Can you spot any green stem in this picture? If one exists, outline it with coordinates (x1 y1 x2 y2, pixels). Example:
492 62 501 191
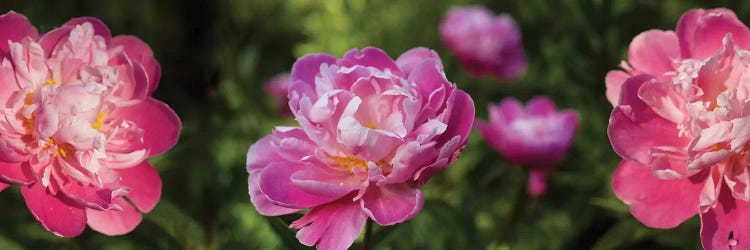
361 219 374 250
502 170 529 243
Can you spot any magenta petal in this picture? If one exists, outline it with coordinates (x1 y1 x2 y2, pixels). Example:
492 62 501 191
361 183 424 226
38 26 73 57
395 47 442 76
60 182 120 210
291 53 337 85
526 96 556 116
612 160 704 228
491 97 523 124
627 30 679 75
700 188 750 250
605 70 629 106
63 17 112 43
340 47 401 76
119 161 161 212
22 183 86 237
0 161 35 185
437 90 475 145
86 198 142 236
259 162 343 209
0 11 39 58
689 9 750 59
248 170 299 216
290 198 367 250
110 98 181 156
110 35 160 95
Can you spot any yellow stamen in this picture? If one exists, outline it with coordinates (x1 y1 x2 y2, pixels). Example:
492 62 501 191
92 112 106 131
45 79 57 86
330 155 386 172
363 122 377 129
44 138 73 158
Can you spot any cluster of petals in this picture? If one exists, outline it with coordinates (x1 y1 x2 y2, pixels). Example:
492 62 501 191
264 73 292 117
476 96 578 196
0 12 180 237
247 47 474 250
607 8 750 249
439 5 526 81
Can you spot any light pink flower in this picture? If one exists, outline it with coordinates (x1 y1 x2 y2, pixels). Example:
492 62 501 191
0 11 180 237
475 96 579 196
607 8 750 249
247 47 474 250
264 73 292 117
439 6 526 81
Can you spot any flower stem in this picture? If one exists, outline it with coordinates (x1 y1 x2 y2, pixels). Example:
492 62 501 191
362 219 374 250
502 169 529 243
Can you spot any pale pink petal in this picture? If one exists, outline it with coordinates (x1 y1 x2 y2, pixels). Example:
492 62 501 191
86 198 142 236
361 183 424 225
63 17 112 43
612 160 704 228
627 30 680 75
0 58 20 105
436 90 475 145
118 161 161 212
676 8 707 58
21 182 87 237
38 26 73 56
0 11 39 57
248 170 300 216
395 47 442 77
290 197 367 250
291 53 337 86
290 169 360 198
605 70 629 106
109 98 181 156
246 134 278 171
700 188 750 250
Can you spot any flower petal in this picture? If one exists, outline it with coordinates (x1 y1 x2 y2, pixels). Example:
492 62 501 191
110 98 181 156
361 183 424 225
700 187 750 250
21 182 87 237
605 70 629 106
627 30 679 75
0 11 39 58
110 35 160 95
290 197 367 250
119 161 161 212
63 17 112 43
340 47 401 76
612 160 704 228
259 162 344 209
86 198 142 236
395 47 442 77
0 161 34 185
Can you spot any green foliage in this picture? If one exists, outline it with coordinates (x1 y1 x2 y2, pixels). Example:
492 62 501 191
0 0 745 249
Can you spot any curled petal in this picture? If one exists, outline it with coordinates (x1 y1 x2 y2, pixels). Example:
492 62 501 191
361 183 424 226
22 182 87 237
86 198 142 236
290 197 367 250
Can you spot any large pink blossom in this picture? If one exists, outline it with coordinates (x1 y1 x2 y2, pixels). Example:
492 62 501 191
264 73 292 117
247 47 474 250
475 96 578 196
0 12 180 237
607 8 750 249
439 6 526 81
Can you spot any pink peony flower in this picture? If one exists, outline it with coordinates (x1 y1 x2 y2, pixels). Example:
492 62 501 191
439 6 526 81
264 73 292 117
0 11 181 237
607 8 750 249
475 96 579 196
246 47 474 250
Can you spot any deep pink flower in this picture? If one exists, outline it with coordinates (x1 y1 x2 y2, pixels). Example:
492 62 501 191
264 73 292 117
439 6 526 81
247 47 474 250
607 8 750 249
475 96 579 196
0 12 180 237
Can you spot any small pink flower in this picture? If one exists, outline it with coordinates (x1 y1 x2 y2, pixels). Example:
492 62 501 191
0 11 181 237
264 73 292 117
247 47 474 250
439 6 526 81
475 96 579 196
607 8 750 249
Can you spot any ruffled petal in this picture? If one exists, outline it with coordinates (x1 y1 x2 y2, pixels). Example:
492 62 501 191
86 198 142 236
119 161 161 212
361 183 424 225
340 47 401 77
110 35 160 95
290 197 367 250
21 182 87 237
0 11 39 58
395 47 442 77
109 98 181 156
700 187 750 250
627 30 680 75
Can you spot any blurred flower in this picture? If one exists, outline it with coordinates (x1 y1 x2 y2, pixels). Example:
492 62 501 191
475 97 578 196
607 8 750 249
439 6 526 81
264 73 292 117
247 47 474 250
0 11 181 237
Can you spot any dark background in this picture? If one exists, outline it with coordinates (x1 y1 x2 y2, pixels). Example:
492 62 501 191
0 0 745 249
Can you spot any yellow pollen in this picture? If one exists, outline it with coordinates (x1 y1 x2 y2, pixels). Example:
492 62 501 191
363 122 377 129
45 138 73 158
45 79 57 86
92 112 106 131
330 155 387 172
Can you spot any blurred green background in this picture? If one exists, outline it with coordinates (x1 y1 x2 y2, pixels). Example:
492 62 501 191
0 0 747 249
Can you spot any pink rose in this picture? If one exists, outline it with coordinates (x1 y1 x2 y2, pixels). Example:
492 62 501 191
247 47 474 250
475 96 579 196
439 5 526 81
264 73 292 117
607 8 750 249
0 11 181 237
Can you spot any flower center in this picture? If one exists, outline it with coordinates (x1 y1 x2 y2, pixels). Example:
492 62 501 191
92 112 106 131
44 138 74 158
330 155 386 172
